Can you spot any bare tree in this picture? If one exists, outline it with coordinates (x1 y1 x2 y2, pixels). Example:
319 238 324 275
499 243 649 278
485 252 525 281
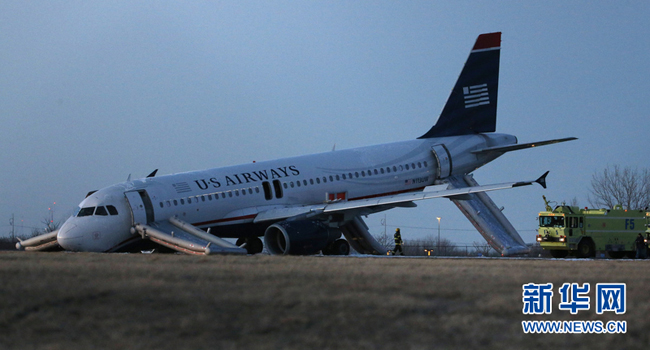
472 241 494 256
588 165 650 210
30 217 62 238
373 229 393 251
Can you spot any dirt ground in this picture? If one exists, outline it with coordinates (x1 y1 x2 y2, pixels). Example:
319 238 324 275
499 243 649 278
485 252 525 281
0 252 647 349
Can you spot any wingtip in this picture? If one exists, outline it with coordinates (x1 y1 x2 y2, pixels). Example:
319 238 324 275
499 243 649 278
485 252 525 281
536 171 549 189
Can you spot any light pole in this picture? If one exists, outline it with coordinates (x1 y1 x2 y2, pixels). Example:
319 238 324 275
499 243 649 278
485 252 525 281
436 217 441 255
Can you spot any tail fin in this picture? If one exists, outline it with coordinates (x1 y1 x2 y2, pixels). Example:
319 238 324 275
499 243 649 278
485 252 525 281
419 32 501 138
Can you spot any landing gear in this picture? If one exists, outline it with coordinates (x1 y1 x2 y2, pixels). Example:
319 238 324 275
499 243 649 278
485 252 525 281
323 239 350 256
237 237 264 254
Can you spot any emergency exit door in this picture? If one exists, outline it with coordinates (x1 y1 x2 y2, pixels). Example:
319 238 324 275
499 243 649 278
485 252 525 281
431 144 451 178
124 190 155 225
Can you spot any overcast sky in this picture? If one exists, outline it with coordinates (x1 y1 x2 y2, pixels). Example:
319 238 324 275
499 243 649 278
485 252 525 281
2 1 649 245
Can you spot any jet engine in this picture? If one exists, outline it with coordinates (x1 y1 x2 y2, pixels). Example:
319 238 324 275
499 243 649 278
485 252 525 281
264 220 341 255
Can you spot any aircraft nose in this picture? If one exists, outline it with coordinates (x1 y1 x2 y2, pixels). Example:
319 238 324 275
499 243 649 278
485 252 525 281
57 219 83 251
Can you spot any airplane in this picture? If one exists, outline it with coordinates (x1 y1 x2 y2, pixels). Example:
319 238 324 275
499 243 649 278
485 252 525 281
17 32 576 256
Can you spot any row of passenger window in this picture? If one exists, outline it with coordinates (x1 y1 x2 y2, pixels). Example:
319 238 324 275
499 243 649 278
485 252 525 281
159 187 262 208
282 161 429 189
75 205 119 217
159 160 429 207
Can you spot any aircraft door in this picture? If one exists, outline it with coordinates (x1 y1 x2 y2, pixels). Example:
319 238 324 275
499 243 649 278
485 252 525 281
125 190 155 225
431 144 451 179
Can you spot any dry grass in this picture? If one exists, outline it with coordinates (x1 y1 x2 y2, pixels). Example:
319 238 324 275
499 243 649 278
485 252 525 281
0 252 647 349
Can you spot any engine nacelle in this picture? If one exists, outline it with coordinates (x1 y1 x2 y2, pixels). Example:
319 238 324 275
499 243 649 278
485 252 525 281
264 220 340 255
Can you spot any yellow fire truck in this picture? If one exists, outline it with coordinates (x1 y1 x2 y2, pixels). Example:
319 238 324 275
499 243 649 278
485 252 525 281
537 196 649 258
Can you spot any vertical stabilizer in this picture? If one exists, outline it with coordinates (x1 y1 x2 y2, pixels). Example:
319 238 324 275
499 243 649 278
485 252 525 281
419 32 501 138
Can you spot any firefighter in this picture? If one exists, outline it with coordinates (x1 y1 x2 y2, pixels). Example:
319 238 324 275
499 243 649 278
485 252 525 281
635 233 646 259
392 228 404 256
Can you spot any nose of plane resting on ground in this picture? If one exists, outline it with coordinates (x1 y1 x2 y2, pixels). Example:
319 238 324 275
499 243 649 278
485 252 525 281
57 218 84 251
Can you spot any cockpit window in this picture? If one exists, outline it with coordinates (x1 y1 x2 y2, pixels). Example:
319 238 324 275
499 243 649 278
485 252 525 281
77 207 95 217
94 206 108 216
106 205 118 215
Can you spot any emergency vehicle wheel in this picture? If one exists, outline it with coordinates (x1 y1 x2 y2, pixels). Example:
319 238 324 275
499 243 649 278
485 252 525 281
576 239 595 258
550 250 568 259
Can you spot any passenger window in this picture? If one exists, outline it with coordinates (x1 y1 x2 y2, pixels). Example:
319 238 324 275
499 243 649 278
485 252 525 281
329 176 334 182
159 202 164 208
107 205 119 215
77 207 95 217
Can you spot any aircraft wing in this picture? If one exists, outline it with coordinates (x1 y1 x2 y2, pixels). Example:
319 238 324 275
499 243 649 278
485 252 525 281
253 171 548 223
471 137 577 155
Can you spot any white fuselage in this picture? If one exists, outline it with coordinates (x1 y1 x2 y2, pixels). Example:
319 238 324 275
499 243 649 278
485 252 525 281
57 133 516 252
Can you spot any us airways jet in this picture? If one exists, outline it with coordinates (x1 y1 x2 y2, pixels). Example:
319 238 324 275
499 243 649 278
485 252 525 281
18 32 575 256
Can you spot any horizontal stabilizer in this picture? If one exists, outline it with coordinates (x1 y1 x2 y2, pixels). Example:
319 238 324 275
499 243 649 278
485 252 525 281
472 137 577 155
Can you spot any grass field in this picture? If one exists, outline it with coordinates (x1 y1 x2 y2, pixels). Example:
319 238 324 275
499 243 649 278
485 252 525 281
0 252 647 349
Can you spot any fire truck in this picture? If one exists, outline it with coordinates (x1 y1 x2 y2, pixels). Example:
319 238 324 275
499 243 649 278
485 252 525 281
537 196 649 258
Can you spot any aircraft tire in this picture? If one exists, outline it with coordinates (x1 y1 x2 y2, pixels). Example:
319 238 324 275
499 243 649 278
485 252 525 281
246 237 264 255
550 250 568 259
322 239 350 256
331 239 350 256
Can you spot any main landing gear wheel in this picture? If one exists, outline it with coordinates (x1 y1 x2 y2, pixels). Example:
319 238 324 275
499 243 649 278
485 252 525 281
237 237 264 254
323 239 350 256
